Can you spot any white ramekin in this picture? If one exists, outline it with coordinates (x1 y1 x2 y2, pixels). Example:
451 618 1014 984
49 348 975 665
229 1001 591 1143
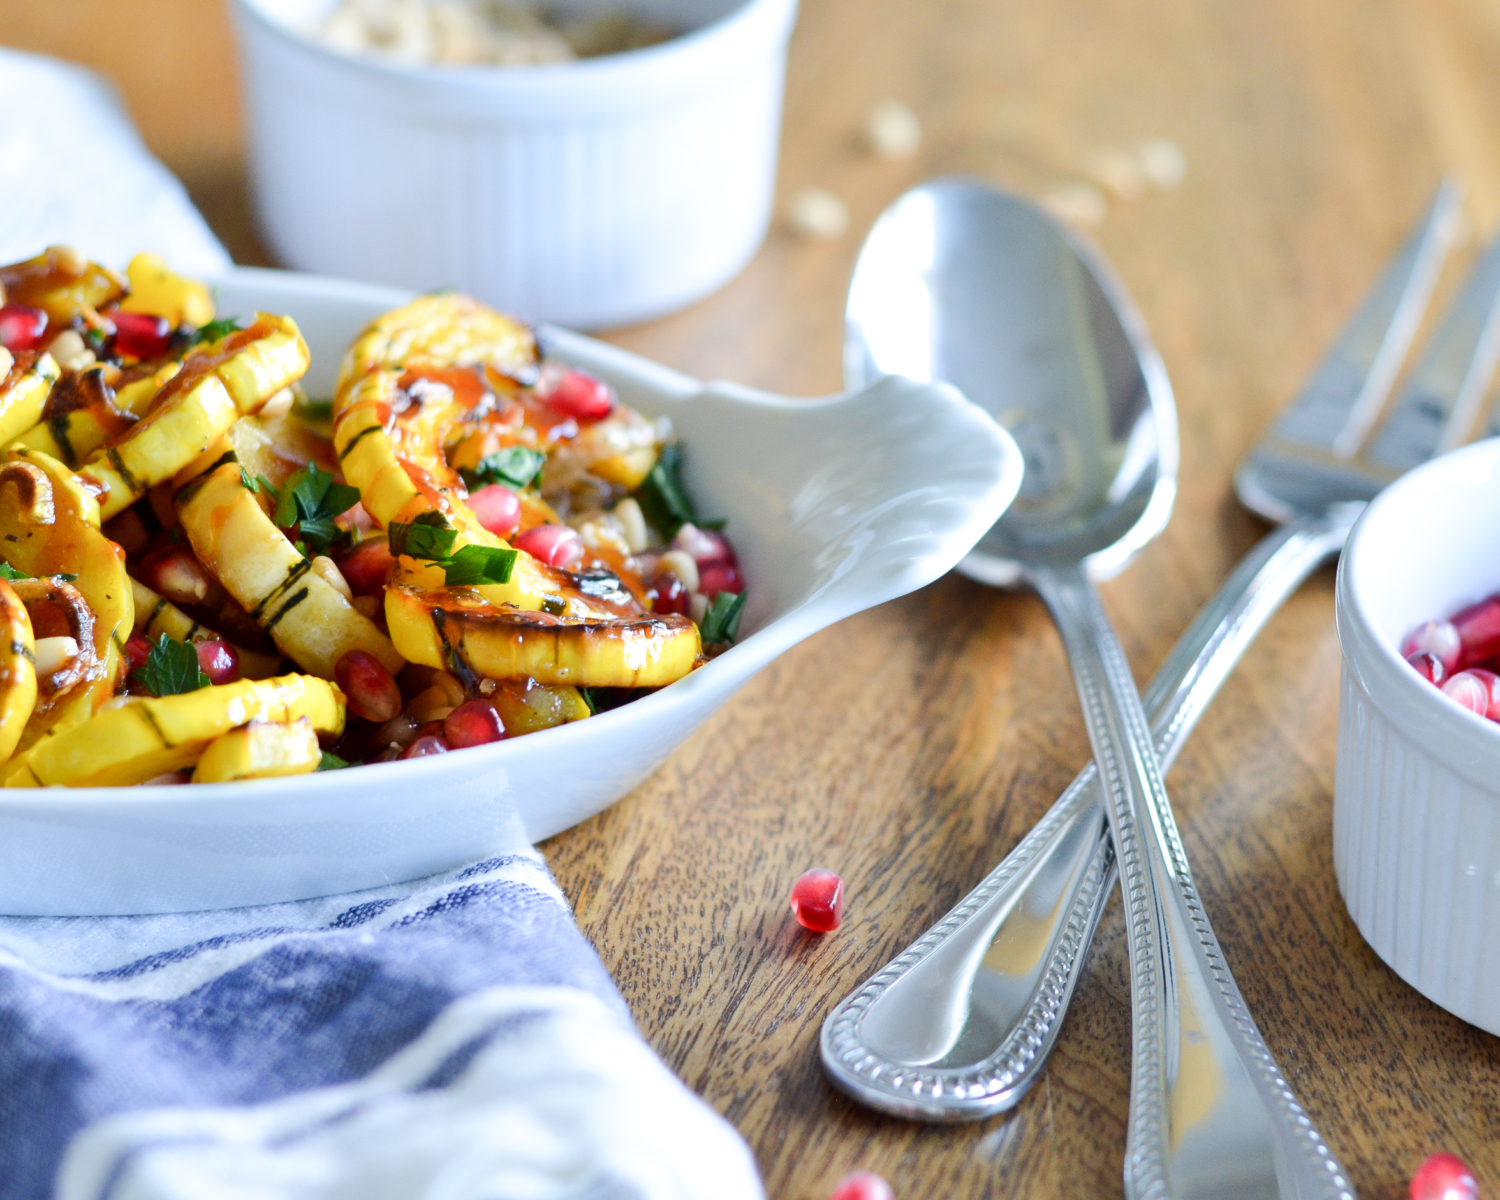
1334 437 1500 1034
230 0 797 329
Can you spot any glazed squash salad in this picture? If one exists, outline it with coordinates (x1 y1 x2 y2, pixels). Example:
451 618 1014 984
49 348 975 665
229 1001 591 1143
0 248 745 786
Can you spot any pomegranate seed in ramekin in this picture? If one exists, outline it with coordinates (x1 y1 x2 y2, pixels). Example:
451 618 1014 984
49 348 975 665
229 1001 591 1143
0 303 47 352
466 483 522 537
1453 595 1500 667
195 640 240 685
1441 671 1490 717
1410 1152 1477 1200
335 649 403 723
514 524 584 569
1405 650 1447 686
444 699 505 748
1402 619 1463 674
790 868 845 933
831 1171 893 1200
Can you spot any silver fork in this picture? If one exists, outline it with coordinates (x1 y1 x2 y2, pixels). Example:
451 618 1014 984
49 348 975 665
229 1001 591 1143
823 181 1500 1130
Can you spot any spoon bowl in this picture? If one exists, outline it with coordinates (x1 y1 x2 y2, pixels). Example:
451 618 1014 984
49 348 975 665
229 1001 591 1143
845 178 1177 583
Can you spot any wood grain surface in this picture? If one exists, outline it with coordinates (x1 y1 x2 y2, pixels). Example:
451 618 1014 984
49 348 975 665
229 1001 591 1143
6 0 1500 1196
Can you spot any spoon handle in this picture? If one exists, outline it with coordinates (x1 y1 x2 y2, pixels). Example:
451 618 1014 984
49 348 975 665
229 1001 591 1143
821 509 1357 1124
1034 561 1352 1200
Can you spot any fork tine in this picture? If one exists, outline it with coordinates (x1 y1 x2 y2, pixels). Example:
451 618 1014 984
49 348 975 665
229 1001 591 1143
1362 229 1500 470
1267 180 1462 458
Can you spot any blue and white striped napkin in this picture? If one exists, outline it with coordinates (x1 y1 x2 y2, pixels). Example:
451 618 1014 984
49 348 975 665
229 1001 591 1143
0 48 762 1200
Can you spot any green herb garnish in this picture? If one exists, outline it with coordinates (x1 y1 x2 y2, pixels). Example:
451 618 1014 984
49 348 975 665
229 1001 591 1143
134 634 210 697
387 511 458 561
295 398 334 422
192 317 243 347
634 443 695 538
699 590 746 645
272 462 361 558
387 513 516 586
461 446 546 492
318 751 352 771
0 562 26 582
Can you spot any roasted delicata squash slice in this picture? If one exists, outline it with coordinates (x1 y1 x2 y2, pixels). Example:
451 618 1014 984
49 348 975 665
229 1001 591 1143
82 314 311 520
10 359 183 470
0 581 37 765
0 246 126 327
7 672 344 787
335 365 631 619
387 584 700 688
130 578 283 681
0 449 134 753
192 716 320 783
0 351 61 447
338 291 537 384
175 462 404 679
118 252 215 329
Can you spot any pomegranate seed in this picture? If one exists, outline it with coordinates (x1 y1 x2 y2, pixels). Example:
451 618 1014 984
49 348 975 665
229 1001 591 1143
466 484 522 537
137 546 210 606
513 524 584 569
111 310 173 360
124 635 152 673
698 561 744 599
443 698 505 748
400 735 449 759
542 367 616 423
790 867 845 933
195 639 240 685
673 523 735 566
334 649 402 723
0 303 47 352
1468 667 1500 719
1442 671 1489 717
1406 650 1447 687
831 1171 893 1200
1453 595 1500 668
337 538 395 596
1410 1153 1478 1200
648 570 690 616
1402 619 1463 673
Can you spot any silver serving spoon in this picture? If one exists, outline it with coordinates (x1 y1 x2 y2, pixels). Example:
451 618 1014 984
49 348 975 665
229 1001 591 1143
830 179 1345 1199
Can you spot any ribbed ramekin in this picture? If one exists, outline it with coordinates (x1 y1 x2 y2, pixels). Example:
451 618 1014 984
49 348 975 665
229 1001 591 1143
230 0 797 329
1334 437 1500 1034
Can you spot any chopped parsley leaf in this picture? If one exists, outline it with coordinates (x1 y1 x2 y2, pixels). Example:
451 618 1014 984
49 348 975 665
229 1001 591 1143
461 446 545 492
699 590 746 645
318 751 352 771
388 511 458 561
191 317 243 347
387 514 516 586
134 634 210 697
440 544 518 587
634 443 696 538
0 562 26 582
273 462 361 558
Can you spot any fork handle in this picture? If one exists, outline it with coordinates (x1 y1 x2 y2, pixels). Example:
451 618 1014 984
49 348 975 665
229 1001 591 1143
821 507 1361 1128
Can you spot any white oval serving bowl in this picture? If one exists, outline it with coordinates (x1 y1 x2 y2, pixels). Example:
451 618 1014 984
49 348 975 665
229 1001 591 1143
0 267 1022 916
230 0 797 330
1334 436 1500 1034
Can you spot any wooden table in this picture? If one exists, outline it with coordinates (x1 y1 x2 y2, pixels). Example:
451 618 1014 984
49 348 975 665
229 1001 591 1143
7 0 1500 1195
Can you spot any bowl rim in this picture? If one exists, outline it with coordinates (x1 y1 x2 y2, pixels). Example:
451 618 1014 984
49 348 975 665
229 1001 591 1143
1337 436 1500 786
0 265 1023 813
232 0 798 90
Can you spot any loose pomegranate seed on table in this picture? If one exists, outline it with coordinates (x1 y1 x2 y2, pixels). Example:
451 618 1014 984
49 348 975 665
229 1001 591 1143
195 640 240 685
443 699 505 748
465 483 521 537
334 649 403 723
790 868 845 932
1401 619 1462 673
830 1171 893 1200
0 302 47 351
1410 1152 1478 1200
513 524 584 569
542 367 616 423
111 310 173 360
